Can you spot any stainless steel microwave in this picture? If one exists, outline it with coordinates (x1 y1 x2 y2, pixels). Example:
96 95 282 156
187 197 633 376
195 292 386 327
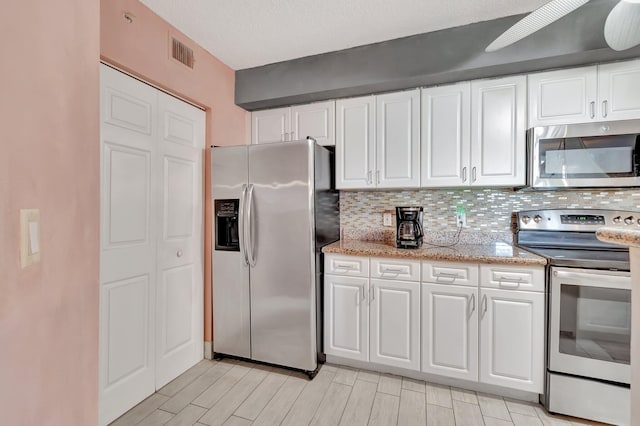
528 120 640 188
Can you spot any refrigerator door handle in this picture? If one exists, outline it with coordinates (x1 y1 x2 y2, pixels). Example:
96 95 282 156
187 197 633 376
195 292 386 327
239 184 249 265
246 184 257 267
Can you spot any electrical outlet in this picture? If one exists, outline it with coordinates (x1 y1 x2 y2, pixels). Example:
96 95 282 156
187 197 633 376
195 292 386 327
456 206 467 227
383 212 393 227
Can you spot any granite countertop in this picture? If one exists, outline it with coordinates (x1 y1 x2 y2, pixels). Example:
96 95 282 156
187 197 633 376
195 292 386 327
596 226 640 249
322 240 547 266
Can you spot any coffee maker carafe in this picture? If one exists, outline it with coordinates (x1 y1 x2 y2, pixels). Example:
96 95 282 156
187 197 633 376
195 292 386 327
396 206 424 249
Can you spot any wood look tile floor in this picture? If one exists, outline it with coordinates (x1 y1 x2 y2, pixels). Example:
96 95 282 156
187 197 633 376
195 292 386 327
110 359 607 426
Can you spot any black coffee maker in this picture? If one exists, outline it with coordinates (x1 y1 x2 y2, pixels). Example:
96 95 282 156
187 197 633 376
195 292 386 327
396 206 424 249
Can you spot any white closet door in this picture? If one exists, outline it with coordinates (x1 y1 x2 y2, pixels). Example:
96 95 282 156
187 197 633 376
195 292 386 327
99 64 205 425
155 91 205 388
99 65 157 425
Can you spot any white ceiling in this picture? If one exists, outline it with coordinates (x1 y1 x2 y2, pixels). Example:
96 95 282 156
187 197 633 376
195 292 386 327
139 0 549 70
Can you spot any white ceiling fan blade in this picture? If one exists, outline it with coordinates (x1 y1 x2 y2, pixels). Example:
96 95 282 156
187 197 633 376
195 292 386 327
604 0 640 51
485 0 590 52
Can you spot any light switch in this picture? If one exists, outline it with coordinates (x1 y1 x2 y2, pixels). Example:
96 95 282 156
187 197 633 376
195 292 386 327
383 212 393 227
20 209 41 268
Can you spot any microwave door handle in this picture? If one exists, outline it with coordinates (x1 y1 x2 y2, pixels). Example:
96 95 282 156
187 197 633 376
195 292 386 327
246 184 257 267
239 184 248 265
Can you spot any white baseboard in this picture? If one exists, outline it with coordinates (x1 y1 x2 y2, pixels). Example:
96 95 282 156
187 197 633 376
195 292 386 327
325 355 539 403
204 341 213 360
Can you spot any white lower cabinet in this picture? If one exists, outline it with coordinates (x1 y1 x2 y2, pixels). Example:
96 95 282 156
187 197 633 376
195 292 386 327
479 288 545 393
421 283 478 381
324 254 544 394
324 274 369 361
370 279 421 370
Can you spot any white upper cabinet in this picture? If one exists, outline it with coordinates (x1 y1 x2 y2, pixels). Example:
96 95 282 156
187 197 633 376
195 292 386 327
471 75 527 187
252 107 291 144
290 100 335 145
597 59 640 121
376 89 421 188
421 77 525 188
528 66 597 127
421 83 471 187
528 59 640 126
336 95 376 189
337 90 420 189
251 100 335 145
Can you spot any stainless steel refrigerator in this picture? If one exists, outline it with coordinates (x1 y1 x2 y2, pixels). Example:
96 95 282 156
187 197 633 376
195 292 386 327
211 139 339 377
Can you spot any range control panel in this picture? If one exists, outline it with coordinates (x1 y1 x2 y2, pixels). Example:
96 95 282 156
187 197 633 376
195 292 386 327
515 209 640 231
560 215 605 225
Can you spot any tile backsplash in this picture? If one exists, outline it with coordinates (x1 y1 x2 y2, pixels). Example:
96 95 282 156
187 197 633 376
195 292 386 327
340 188 640 243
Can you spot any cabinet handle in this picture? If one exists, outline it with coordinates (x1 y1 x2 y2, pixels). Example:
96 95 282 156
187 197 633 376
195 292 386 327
590 101 595 119
367 170 373 185
335 263 356 270
472 167 477 182
370 285 375 302
376 170 381 185
470 293 476 314
482 294 488 315
602 100 608 118
382 267 403 273
496 275 524 288
436 272 461 281
462 166 467 182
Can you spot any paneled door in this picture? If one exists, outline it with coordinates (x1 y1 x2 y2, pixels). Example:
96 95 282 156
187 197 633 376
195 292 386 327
421 283 478 381
479 288 544 393
252 107 290 144
99 65 158 426
336 96 376 189
369 279 420 370
324 275 369 361
155 91 205 388
99 64 205 425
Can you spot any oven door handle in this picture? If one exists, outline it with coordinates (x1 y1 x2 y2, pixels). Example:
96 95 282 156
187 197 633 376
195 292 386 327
553 269 631 290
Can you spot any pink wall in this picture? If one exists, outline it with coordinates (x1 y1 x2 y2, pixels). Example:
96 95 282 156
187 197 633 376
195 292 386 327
100 0 247 344
0 0 100 424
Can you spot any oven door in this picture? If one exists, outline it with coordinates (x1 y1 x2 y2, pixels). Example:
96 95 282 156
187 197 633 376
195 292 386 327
549 267 631 384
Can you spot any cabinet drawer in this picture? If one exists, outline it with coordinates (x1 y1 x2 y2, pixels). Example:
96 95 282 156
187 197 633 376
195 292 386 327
422 262 478 287
371 258 420 281
480 264 544 292
325 254 369 277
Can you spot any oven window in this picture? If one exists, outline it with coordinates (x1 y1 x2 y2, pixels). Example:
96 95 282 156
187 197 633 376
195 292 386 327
559 284 631 364
537 134 639 179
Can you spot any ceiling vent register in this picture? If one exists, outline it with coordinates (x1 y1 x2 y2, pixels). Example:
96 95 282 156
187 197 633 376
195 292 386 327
171 37 194 69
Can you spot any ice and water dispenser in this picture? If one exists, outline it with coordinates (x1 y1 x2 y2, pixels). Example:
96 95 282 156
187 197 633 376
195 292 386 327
214 199 240 251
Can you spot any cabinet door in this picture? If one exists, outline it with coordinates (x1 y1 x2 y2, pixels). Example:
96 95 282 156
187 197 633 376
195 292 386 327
471 75 526 187
528 66 598 126
370 279 420 370
479 288 544 393
422 283 478 381
336 96 376 189
421 83 471 187
324 275 369 361
597 59 640 121
252 107 290 144
290 101 335 146
376 89 420 188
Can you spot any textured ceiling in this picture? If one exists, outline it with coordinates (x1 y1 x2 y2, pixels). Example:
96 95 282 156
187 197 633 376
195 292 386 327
139 0 550 70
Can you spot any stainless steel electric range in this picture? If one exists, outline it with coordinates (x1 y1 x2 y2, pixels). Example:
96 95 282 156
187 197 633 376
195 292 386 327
514 209 633 426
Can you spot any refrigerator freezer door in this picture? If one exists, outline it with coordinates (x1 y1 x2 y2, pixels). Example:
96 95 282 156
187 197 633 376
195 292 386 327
248 140 317 371
211 146 251 359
